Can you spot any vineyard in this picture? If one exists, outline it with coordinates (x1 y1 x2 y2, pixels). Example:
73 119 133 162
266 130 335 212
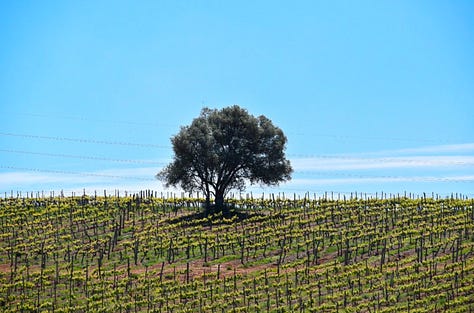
1 192 474 312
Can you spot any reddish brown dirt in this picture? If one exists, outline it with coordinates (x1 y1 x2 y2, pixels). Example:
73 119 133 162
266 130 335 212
128 257 279 280
0 263 10 273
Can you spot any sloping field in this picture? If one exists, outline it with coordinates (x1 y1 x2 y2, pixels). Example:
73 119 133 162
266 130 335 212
1 194 473 312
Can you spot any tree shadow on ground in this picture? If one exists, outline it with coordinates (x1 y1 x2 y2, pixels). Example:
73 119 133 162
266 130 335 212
167 204 265 227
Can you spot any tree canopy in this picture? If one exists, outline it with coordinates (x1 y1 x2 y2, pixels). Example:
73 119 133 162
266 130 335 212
157 105 292 215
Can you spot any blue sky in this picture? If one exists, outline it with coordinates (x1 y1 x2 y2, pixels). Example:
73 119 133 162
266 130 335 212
1 1 473 198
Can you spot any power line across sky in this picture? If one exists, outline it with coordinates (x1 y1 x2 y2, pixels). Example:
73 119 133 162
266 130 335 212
2 147 474 167
0 110 460 144
0 148 167 165
1 1 473 197
1 137 473 196
0 165 156 181
0 131 170 149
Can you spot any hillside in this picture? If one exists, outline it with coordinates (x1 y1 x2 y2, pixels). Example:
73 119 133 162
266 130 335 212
1 193 473 312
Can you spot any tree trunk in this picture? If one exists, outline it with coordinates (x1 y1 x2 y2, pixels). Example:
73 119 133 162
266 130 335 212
215 192 224 211
204 183 212 215
205 195 211 213
214 191 229 216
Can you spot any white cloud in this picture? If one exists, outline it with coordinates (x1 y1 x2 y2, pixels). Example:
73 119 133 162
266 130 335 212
0 167 158 192
366 143 474 156
291 155 474 171
287 175 474 186
93 167 159 178
0 171 99 186
2 141 474 197
290 142 474 173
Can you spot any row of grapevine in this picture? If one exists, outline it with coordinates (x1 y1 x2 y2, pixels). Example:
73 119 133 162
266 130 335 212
1 194 473 312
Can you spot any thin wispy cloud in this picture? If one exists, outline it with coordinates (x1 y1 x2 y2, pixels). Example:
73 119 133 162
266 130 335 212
291 142 474 171
364 143 474 156
0 167 158 190
288 175 474 186
0 171 95 187
291 156 474 171
1 142 473 196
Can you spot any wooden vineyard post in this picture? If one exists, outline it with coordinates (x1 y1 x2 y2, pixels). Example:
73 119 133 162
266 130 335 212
380 239 387 270
159 261 165 283
204 237 208 264
240 237 245 265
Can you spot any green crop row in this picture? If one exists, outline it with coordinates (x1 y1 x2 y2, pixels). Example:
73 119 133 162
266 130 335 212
0 194 473 312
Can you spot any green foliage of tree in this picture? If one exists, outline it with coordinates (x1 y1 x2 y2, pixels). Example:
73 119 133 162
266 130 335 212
157 105 292 214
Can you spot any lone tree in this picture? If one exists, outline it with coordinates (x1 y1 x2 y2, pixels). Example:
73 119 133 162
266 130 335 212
157 105 292 215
